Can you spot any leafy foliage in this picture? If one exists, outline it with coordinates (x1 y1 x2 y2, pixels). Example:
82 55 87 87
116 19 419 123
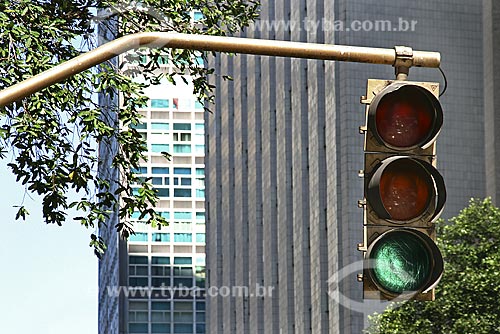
365 198 500 334
0 0 259 256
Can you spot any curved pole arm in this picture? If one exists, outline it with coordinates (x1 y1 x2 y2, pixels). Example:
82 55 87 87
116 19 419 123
0 32 440 107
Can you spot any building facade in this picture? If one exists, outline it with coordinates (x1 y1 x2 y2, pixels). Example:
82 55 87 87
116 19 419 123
484 0 500 204
98 53 208 333
206 0 492 333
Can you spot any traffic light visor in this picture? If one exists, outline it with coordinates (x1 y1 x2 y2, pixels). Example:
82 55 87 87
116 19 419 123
369 83 443 150
367 229 444 296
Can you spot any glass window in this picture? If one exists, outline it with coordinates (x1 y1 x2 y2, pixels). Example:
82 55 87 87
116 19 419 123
174 168 191 175
174 267 193 276
174 189 191 198
195 277 205 288
174 257 192 265
131 211 141 219
157 188 170 197
195 212 205 220
196 312 205 322
174 278 193 288
174 177 191 186
173 133 191 142
196 233 205 243
174 324 193 333
152 177 163 185
151 99 170 108
152 277 170 287
174 212 192 220
173 144 191 154
173 123 191 131
130 265 148 276
151 122 170 130
152 312 170 323
130 233 148 242
129 323 148 333
196 302 205 311
196 324 205 333
152 301 170 310
152 233 170 242
152 144 170 153
152 257 170 265
129 277 148 287
151 266 169 276
194 100 204 109
174 302 192 311
195 189 205 198
195 168 204 175
131 167 147 175
174 233 192 242
129 301 148 310
153 167 170 175
152 324 170 333
129 310 148 322
181 178 192 186
160 212 170 219
129 256 148 265
130 122 147 130
195 56 204 65
173 311 193 322
195 145 204 154
195 123 204 131
193 11 204 21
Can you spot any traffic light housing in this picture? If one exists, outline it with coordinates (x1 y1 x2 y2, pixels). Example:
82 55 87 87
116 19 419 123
359 79 445 301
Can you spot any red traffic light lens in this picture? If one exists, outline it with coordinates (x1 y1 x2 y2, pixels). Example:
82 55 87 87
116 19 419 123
379 159 433 221
375 86 435 148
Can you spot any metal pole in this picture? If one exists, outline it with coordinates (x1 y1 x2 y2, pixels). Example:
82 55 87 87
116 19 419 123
0 32 441 107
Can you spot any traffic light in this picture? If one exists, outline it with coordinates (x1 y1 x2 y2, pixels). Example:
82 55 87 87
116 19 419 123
359 79 445 300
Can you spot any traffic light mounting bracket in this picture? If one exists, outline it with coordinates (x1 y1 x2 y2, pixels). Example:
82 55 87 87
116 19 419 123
394 46 414 80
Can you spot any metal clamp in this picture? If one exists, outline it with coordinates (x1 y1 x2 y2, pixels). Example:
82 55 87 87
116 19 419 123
394 46 413 81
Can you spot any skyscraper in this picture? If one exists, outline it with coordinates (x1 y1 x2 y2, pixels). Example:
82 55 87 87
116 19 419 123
98 50 207 334
484 0 500 203
206 0 494 333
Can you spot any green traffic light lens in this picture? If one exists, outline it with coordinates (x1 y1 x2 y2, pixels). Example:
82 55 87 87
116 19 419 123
370 231 432 294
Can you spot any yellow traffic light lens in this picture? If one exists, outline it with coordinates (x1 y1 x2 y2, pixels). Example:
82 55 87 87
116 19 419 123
379 159 433 221
370 230 432 294
375 86 435 148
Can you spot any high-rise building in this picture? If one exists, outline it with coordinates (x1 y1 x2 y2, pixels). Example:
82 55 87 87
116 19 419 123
484 0 500 203
206 0 496 333
98 51 208 334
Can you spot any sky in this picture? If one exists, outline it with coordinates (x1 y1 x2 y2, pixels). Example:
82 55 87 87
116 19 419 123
0 161 97 333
